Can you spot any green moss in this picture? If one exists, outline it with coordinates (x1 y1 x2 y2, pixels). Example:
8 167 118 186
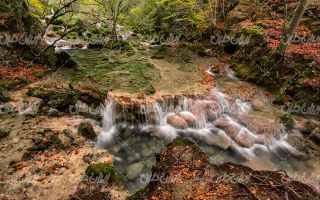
174 136 196 145
48 134 63 149
78 122 96 140
230 63 259 82
85 163 125 185
254 21 263 26
240 27 264 36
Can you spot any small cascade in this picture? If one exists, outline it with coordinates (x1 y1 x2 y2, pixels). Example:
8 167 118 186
96 69 310 192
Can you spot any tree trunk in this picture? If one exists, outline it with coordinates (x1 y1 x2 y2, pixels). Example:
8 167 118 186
278 0 309 55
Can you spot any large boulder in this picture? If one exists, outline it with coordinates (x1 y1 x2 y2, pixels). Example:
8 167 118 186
177 111 197 127
205 129 231 150
237 114 285 139
167 114 188 129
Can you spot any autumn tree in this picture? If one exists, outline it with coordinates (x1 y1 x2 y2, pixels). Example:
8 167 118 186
278 0 309 55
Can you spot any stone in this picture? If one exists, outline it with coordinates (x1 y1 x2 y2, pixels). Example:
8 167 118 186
204 131 231 150
126 162 145 180
167 114 188 129
0 129 10 139
237 114 284 139
252 99 264 111
178 111 197 127
48 108 60 117
78 122 96 140
85 163 124 184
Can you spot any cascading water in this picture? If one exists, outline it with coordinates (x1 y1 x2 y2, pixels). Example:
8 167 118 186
97 68 311 192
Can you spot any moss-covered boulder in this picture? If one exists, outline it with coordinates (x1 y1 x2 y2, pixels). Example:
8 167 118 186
85 163 124 185
78 122 96 140
69 81 107 106
26 88 77 110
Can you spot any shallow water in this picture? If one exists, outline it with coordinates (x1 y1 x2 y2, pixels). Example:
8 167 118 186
97 70 319 192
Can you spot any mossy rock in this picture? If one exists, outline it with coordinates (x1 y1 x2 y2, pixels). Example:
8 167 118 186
69 81 106 106
280 113 294 130
78 122 96 140
85 163 125 185
26 88 78 110
0 129 10 139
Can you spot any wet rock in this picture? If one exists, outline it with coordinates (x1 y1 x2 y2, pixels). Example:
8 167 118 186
252 99 264 111
78 122 96 140
205 130 231 150
167 114 188 129
178 111 197 127
237 114 284 138
126 162 145 180
48 108 60 117
0 129 10 139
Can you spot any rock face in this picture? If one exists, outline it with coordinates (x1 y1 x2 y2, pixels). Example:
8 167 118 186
129 137 320 200
78 122 96 140
166 114 188 129
126 162 145 180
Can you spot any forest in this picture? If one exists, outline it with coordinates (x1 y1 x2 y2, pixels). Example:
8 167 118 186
0 0 320 199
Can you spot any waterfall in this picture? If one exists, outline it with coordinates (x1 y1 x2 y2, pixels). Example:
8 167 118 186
98 100 117 147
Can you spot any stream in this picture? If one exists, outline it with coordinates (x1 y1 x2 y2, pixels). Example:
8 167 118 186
96 64 318 192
